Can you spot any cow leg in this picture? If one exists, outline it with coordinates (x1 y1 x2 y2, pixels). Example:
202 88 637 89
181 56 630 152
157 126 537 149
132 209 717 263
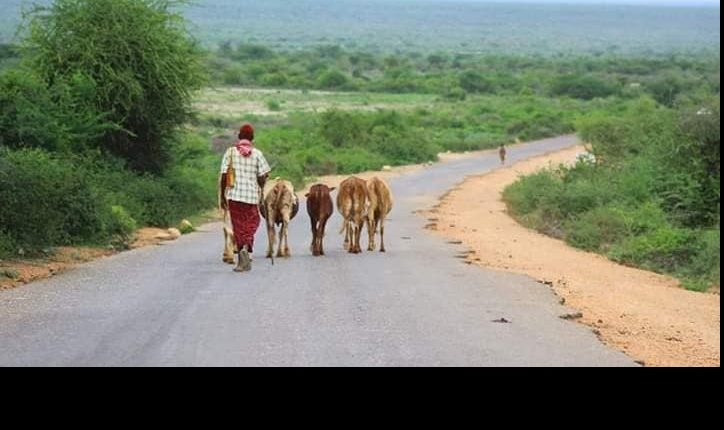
344 220 352 251
223 227 236 264
358 222 364 254
283 219 291 257
367 215 377 252
276 224 284 258
347 223 354 254
310 217 319 256
266 217 276 259
379 215 387 253
318 216 328 256
353 218 364 254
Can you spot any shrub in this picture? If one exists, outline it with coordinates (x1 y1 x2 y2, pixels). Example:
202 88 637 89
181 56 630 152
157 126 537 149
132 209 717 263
565 206 629 251
609 226 699 274
105 206 137 249
459 70 494 94
505 170 558 214
551 74 619 100
318 69 349 90
25 0 206 172
266 100 283 112
0 149 107 254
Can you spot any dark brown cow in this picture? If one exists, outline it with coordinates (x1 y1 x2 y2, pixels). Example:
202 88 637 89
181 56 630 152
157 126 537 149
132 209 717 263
337 176 368 254
306 184 336 257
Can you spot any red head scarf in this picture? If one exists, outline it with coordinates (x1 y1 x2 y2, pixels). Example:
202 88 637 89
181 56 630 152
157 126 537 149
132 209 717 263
235 123 255 158
239 123 255 141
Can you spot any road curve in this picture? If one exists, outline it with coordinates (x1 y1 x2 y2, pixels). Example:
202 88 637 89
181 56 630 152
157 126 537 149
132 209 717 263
0 135 635 367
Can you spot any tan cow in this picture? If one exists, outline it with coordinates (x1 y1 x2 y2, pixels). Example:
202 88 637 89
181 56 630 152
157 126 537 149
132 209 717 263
366 177 393 253
222 208 236 264
261 179 299 259
219 176 236 264
337 176 368 254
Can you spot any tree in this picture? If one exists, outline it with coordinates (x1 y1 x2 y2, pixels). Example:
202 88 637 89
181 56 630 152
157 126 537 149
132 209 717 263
318 69 349 90
551 74 618 100
23 0 205 172
459 70 494 94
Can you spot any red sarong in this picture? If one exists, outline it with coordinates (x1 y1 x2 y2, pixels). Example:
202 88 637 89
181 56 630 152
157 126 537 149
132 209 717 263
228 201 261 253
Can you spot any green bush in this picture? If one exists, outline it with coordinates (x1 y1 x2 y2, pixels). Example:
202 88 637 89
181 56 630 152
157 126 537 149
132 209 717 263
318 69 350 90
565 206 629 252
0 149 108 255
503 170 563 217
556 179 607 217
459 71 494 94
0 231 16 257
505 96 720 291
442 87 467 101
687 230 720 287
646 75 686 107
610 226 699 274
551 74 619 100
25 0 206 172
0 70 112 153
105 206 137 249
0 70 59 151
266 100 283 111
319 110 364 147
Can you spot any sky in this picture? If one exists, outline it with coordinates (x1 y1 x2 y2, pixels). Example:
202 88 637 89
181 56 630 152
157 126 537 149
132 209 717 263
421 0 720 5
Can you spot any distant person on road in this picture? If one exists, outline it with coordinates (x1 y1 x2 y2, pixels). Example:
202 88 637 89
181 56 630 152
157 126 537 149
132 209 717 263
220 123 272 273
499 144 507 165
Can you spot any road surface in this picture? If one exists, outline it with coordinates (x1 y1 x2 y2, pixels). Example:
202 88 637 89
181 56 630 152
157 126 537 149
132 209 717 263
0 136 635 367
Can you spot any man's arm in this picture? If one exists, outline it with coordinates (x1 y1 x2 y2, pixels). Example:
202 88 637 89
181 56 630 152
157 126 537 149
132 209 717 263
257 173 269 190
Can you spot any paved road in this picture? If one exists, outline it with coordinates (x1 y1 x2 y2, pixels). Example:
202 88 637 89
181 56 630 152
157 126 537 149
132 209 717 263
0 135 634 367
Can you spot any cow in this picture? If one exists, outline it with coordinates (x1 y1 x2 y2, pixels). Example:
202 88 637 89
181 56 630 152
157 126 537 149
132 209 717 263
366 177 393 253
337 176 368 254
499 144 507 165
261 179 299 259
306 184 336 257
222 208 237 264
219 176 237 264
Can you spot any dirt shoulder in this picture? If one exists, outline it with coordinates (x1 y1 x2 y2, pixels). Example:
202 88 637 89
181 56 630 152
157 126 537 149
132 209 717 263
425 145 720 367
0 227 188 291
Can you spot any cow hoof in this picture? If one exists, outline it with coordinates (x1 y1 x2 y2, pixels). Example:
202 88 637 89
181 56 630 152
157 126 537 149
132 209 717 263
380 249 386 253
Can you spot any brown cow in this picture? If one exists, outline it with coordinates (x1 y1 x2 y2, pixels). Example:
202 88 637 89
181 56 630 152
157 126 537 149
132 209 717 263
499 144 507 165
261 179 299 259
366 177 393 253
337 176 368 254
306 184 336 257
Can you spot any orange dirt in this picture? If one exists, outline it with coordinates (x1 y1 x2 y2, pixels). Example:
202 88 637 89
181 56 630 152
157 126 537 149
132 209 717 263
426 145 720 367
0 228 184 291
1 247 114 290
